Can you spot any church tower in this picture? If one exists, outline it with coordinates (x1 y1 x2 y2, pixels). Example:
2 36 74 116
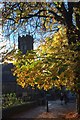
18 35 33 54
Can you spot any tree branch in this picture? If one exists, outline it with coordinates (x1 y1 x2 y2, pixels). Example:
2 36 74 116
48 10 65 24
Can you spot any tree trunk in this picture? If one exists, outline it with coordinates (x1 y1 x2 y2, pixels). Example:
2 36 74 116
65 2 80 44
66 24 80 45
61 2 80 115
46 100 49 112
66 25 80 115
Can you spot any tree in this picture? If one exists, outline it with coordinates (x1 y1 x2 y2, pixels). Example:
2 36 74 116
2 2 80 114
2 2 80 43
13 27 80 113
2 2 80 57
2 2 80 63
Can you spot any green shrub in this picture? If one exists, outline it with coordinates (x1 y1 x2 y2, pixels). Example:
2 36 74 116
2 93 24 108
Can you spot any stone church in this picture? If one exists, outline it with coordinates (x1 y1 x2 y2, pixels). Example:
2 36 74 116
2 35 34 97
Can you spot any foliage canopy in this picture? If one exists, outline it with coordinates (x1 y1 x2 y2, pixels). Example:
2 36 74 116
2 2 80 59
13 26 80 91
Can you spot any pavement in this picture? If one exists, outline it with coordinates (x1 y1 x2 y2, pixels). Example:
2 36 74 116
11 100 77 119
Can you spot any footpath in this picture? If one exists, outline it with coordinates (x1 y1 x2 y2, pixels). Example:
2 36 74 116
11 100 80 119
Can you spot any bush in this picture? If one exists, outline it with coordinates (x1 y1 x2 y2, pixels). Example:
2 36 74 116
2 93 24 108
